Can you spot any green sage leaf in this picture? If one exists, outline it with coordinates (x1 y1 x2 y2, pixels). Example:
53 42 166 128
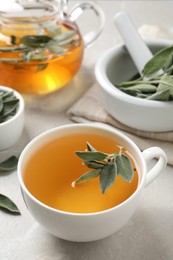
118 79 142 88
163 52 173 71
120 88 140 96
42 21 62 36
157 74 173 98
75 151 108 162
46 45 66 54
143 45 173 77
137 93 150 98
11 35 16 45
0 96 3 112
21 35 52 47
116 154 134 183
0 46 31 52
73 143 135 194
86 142 97 152
37 63 48 71
54 31 76 42
0 194 20 214
0 156 18 172
0 91 19 123
0 58 23 63
58 39 75 47
127 84 157 93
147 89 170 101
84 160 105 169
1 90 14 99
3 98 19 105
75 168 101 184
3 96 17 103
0 99 19 119
100 164 117 194
21 50 47 62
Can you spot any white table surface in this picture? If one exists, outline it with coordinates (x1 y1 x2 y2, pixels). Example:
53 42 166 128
1 1 173 259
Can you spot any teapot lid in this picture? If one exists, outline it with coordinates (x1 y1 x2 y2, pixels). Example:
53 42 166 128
0 0 65 19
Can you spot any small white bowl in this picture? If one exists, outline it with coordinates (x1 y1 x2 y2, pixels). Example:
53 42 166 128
95 39 173 132
0 86 25 150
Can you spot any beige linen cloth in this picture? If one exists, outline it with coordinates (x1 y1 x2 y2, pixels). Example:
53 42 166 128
67 25 173 166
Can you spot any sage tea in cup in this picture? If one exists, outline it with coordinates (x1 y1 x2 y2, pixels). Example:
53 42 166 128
23 129 138 213
18 124 167 242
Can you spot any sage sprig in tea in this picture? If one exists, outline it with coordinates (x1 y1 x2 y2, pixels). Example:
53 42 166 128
117 45 173 101
0 90 19 123
72 142 134 194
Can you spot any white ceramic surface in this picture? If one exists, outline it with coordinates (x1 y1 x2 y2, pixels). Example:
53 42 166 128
114 12 153 75
95 39 173 132
18 124 167 242
0 86 25 150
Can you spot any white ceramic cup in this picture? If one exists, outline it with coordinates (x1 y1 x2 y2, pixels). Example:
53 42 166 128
0 85 25 150
18 124 167 242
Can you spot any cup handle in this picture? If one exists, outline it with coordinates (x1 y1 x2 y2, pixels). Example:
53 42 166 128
142 147 167 187
69 1 105 47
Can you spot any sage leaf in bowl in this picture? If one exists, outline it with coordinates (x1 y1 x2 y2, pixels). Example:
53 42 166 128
0 90 19 123
117 45 173 101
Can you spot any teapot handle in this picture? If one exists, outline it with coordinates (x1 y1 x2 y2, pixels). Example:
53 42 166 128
142 147 167 187
69 1 105 47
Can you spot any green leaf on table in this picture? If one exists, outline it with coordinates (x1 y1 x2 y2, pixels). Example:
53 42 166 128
99 164 117 194
116 154 134 183
0 194 20 214
0 156 18 172
142 45 173 77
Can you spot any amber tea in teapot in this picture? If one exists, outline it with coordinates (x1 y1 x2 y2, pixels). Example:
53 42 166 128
0 0 104 95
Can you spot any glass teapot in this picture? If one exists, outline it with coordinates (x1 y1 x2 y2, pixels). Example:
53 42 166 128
0 0 104 95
